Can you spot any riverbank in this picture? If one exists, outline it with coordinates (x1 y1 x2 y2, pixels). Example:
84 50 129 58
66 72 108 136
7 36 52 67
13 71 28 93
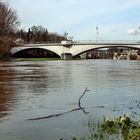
0 57 12 62
11 57 62 61
1 57 140 62
11 57 82 61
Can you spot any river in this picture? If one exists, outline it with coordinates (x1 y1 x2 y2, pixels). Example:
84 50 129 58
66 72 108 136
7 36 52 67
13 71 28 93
0 60 140 140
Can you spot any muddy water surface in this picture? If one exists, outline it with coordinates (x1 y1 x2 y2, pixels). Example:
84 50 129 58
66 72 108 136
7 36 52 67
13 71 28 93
0 60 140 140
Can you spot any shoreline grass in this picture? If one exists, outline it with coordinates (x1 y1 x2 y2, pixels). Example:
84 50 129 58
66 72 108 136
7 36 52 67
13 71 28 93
13 57 62 61
72 115 140 140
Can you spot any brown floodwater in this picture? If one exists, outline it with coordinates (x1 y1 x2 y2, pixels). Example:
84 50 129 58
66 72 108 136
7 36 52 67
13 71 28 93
0 60 140 140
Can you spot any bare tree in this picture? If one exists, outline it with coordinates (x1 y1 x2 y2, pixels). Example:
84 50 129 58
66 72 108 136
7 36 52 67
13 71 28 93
0 1 20 58
0 1 20 36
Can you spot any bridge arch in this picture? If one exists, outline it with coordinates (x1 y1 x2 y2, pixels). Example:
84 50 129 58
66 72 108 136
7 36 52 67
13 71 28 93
11 47 61 58
71 44 140 57
11 44 62 57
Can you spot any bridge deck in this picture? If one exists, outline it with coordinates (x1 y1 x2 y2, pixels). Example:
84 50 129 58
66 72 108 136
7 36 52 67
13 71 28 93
23 40 140 47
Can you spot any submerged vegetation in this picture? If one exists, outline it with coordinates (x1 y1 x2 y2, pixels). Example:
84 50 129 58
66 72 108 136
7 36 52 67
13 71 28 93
72 115 140 140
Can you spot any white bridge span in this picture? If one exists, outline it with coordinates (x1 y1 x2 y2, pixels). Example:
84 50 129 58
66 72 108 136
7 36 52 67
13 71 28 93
11 40 140 59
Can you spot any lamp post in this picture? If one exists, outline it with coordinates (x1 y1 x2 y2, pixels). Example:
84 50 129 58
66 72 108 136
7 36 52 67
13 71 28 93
64 32 68 40
69 36 73 42
96 26 99 41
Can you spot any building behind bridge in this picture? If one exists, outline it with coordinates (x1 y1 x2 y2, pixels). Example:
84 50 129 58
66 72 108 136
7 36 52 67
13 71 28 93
80 48 140 60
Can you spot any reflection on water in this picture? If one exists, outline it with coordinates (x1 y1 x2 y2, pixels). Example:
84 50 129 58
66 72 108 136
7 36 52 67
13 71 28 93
0 60 140 140
0 66 16 118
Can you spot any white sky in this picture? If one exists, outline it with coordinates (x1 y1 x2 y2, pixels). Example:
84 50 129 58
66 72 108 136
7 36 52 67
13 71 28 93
3 0 140 40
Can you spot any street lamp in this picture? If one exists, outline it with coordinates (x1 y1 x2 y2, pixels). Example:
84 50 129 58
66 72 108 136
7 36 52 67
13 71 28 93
64 32 68 40
69 36 73 41
96 26 99 41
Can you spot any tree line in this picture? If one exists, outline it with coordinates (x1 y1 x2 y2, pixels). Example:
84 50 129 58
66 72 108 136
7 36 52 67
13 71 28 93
16 26 66 43
0 1 66 58
0 1 19 58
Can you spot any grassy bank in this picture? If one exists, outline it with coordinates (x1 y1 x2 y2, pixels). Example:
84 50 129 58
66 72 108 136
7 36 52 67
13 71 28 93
16 58 62 61
72 115 140 140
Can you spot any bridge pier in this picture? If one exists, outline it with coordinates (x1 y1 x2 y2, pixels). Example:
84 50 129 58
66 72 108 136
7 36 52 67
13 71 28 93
61 53 73 60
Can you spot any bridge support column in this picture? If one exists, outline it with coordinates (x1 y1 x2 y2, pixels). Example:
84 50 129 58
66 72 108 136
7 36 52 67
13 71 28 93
61 53 73 60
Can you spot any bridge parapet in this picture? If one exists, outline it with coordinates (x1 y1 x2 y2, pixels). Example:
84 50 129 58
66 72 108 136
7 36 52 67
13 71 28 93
73 40 140 45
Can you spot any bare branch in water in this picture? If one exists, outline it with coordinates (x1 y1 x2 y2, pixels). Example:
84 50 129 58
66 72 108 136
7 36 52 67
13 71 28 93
78 87 90 106
78 87 90 114
28 107 85 120
28 88 90 120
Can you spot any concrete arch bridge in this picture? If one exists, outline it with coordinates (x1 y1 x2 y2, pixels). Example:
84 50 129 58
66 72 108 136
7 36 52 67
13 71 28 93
10 40 140 59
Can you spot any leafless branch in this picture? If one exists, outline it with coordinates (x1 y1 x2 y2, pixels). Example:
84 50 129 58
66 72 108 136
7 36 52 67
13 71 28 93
28 88 90 120
78 87 90 107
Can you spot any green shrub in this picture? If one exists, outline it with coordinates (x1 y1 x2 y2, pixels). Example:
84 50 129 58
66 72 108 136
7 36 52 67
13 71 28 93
72 115 140 140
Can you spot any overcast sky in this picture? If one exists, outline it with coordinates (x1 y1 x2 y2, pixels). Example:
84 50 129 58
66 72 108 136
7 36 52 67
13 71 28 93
3 0 140 40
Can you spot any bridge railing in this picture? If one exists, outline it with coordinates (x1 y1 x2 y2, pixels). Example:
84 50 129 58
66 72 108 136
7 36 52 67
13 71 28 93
22 40 140 46
72 40 140 44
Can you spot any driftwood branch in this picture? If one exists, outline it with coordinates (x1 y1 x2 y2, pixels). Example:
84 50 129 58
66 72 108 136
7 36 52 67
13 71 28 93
28 88 90 120
78 87 90 106
78 87 90 114
28 107 85 120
